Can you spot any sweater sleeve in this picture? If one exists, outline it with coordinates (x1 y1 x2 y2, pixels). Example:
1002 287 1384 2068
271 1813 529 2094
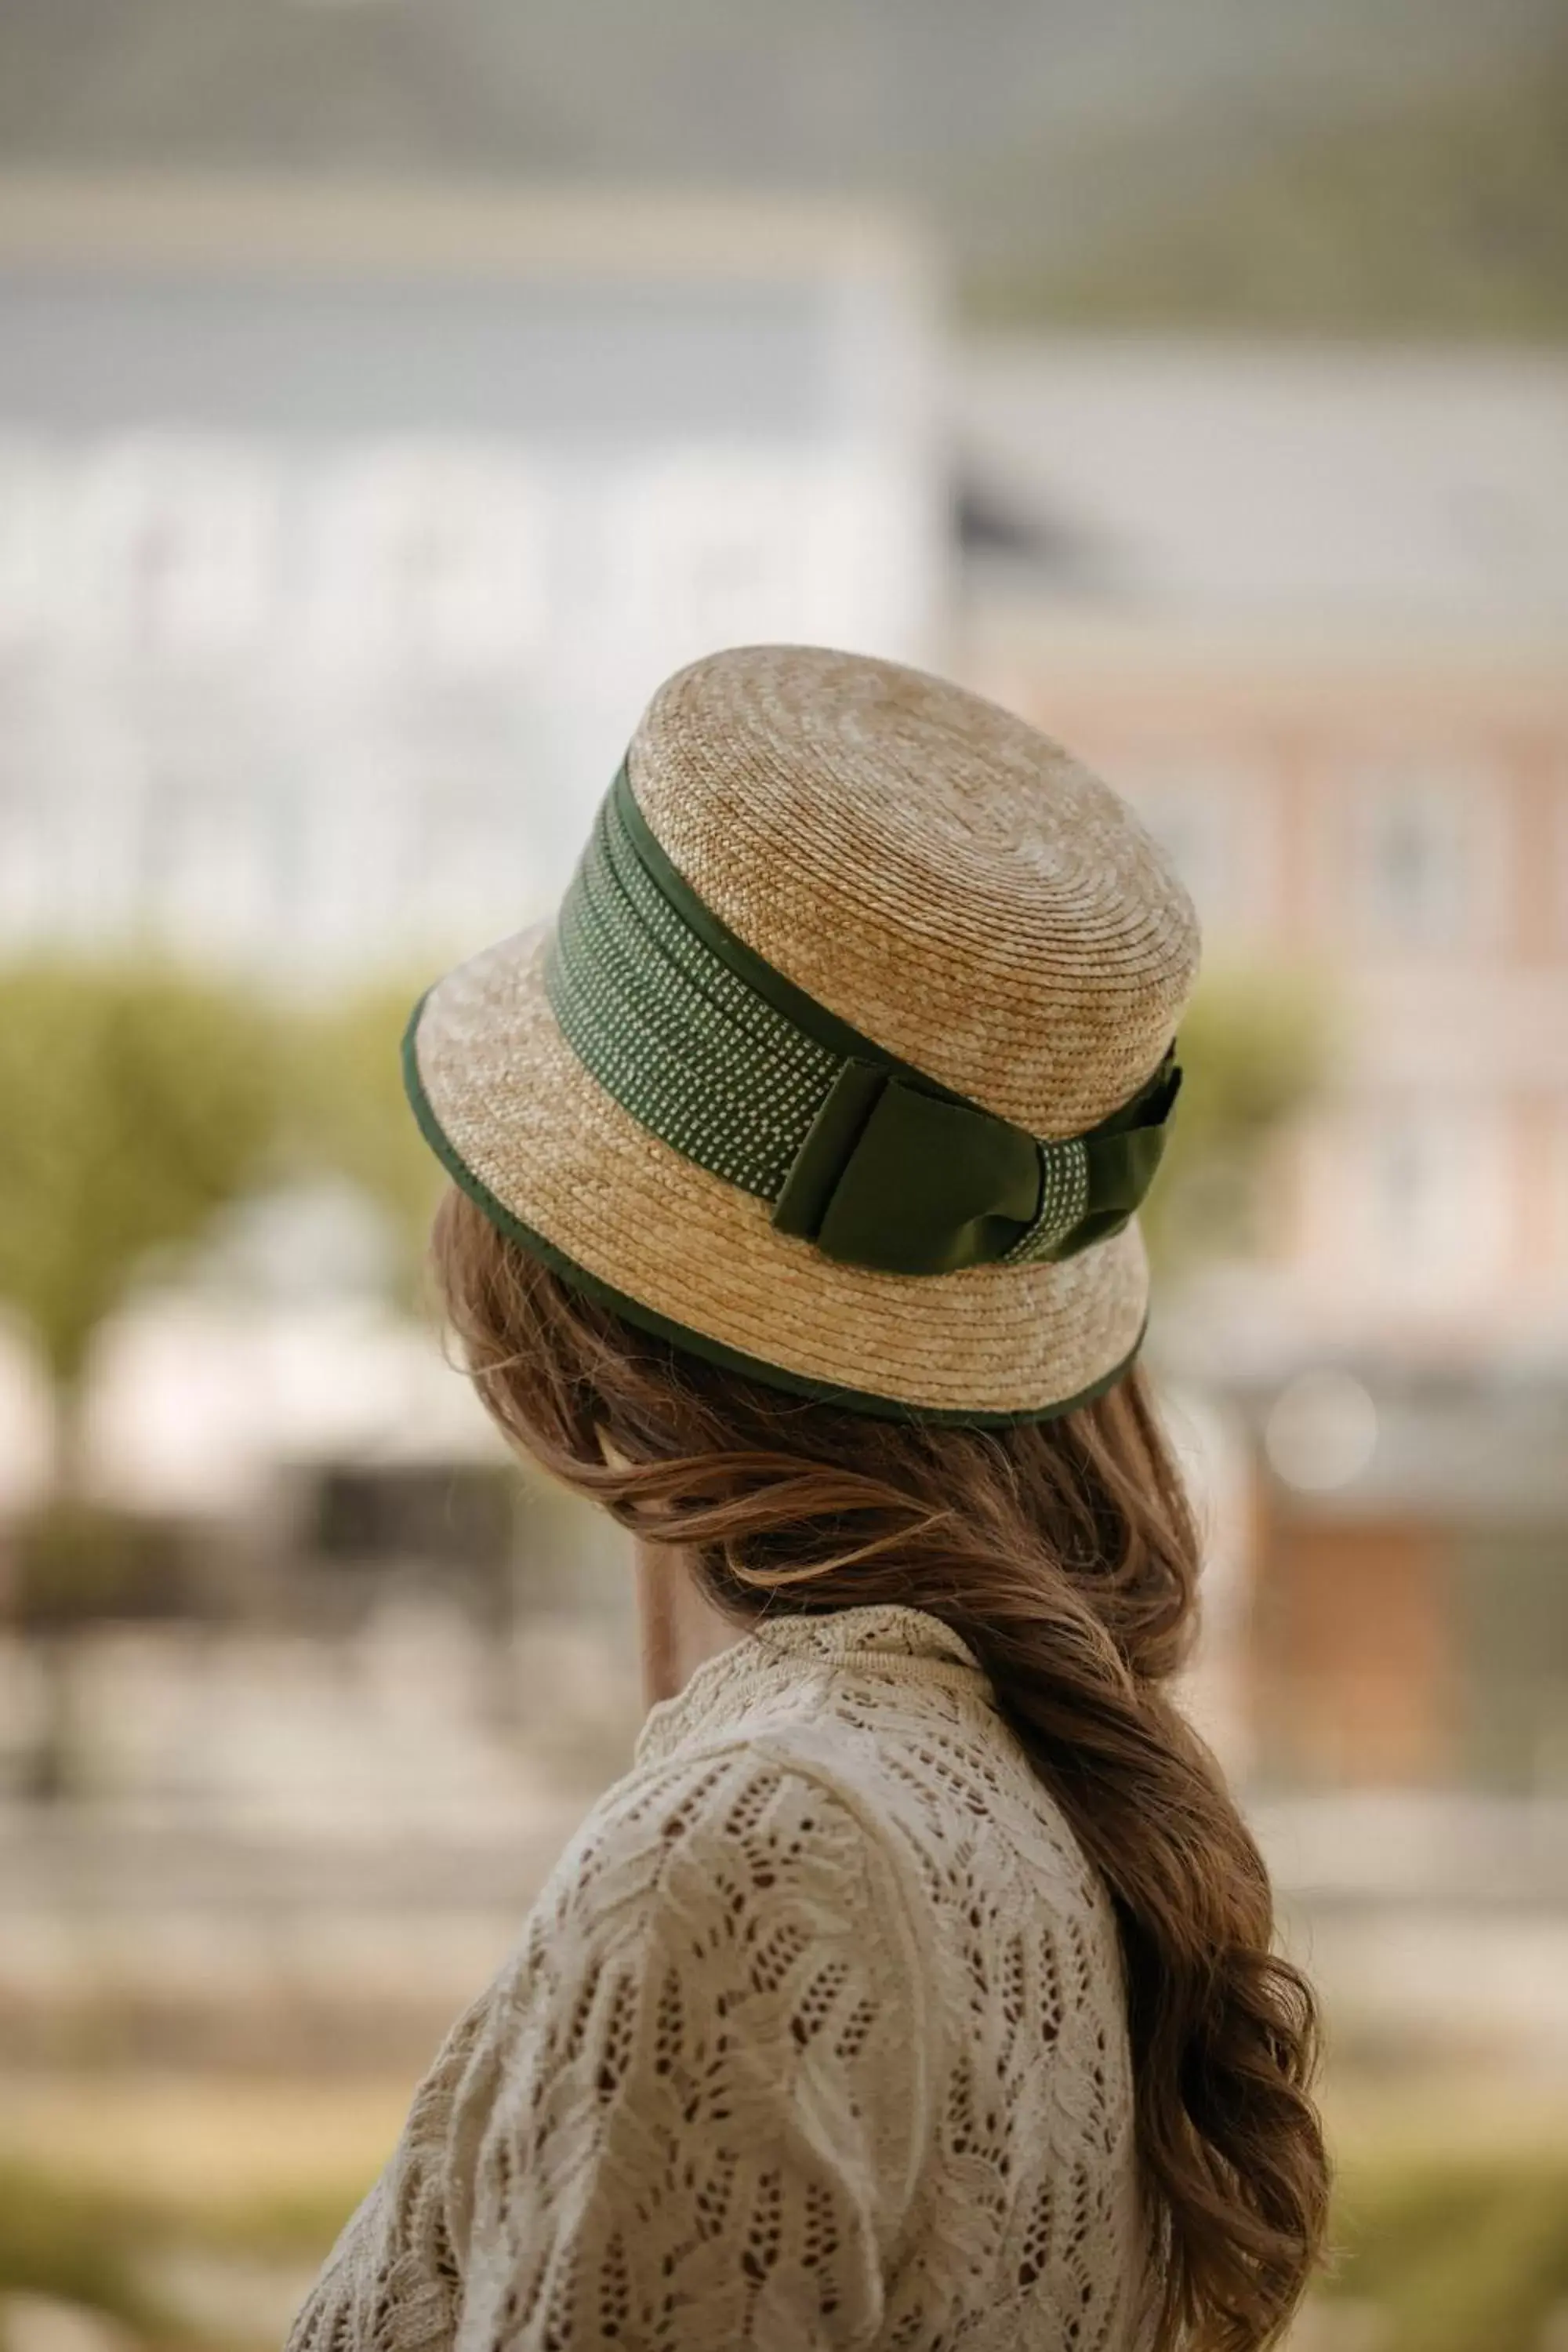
445 1743 927 2352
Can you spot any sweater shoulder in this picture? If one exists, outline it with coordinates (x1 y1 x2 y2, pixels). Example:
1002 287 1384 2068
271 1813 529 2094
508 1726 922 1985
654 1644 1116 1942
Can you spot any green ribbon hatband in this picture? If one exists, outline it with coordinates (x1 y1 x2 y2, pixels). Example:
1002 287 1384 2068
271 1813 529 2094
543 764 1181 1279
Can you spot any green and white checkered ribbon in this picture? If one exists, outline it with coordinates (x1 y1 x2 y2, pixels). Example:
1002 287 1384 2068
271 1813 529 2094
543 764 1180 1278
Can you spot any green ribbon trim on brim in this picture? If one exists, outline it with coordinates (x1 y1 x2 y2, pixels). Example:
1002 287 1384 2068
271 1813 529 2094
402 989 1149 1428
538 761 1182 1279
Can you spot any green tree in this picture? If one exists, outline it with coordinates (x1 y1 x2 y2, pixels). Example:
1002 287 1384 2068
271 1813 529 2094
0 961 283 1462
0 960 285 1795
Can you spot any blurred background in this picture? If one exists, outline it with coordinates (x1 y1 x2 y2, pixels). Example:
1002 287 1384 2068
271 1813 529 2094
0 4 1566 2347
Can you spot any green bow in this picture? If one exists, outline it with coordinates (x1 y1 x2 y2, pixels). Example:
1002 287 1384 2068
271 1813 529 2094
771 1054 1181 1275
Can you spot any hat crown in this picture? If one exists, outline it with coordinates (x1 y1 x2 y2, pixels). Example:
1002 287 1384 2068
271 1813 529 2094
630 645 1200 1137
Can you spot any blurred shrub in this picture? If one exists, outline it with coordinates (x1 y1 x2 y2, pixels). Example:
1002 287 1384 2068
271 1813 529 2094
1325 2156 1568 2352
0 2158 350 2352
1142 966 1331 1275
286 980 443 1297
0 2163 158 2342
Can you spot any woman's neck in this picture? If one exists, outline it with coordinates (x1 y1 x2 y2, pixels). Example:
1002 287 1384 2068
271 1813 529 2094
633 1540 742 1708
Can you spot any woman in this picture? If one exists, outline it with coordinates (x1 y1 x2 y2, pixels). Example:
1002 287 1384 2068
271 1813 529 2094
289 646 1328 2351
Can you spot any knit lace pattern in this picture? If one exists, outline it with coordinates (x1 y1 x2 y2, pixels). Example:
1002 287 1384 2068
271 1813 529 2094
287 1603 1154 2351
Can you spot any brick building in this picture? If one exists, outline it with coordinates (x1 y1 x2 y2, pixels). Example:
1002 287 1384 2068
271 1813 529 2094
957 338 1568 1791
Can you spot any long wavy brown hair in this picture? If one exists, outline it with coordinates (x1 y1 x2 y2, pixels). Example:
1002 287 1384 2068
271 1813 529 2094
432 1184 1330 2351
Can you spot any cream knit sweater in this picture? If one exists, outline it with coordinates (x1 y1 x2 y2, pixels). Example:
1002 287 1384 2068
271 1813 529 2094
288 1603 1155 2351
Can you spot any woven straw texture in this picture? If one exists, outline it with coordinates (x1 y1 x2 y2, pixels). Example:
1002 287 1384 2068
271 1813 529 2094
412 645 1200 1419
633 645 1197 1135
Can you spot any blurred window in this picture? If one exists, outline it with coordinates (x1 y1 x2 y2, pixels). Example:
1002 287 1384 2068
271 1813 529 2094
132 744 273 957
608 454 836 676
1360 1102 1508 1304
313 448 549 673
0 443 52 648
67 441 276 660
397 748 546 947
0 723 53 939
1350 764 1502 953
1115 762 1276 938
413 778 544 944
285 720 547 964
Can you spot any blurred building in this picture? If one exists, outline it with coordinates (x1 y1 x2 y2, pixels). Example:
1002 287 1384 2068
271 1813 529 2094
0 174 941 973
957 337 1568 1791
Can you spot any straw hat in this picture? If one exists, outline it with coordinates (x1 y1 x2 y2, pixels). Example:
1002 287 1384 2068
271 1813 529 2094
405 645 1200 1423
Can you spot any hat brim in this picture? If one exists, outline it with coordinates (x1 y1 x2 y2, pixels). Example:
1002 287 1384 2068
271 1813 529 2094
408 926 1150 1425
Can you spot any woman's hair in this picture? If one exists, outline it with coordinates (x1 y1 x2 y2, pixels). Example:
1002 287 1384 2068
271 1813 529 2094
432 1185 1330 2352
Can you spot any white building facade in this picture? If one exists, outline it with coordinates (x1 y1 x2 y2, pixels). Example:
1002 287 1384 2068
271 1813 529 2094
0 177 943 975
